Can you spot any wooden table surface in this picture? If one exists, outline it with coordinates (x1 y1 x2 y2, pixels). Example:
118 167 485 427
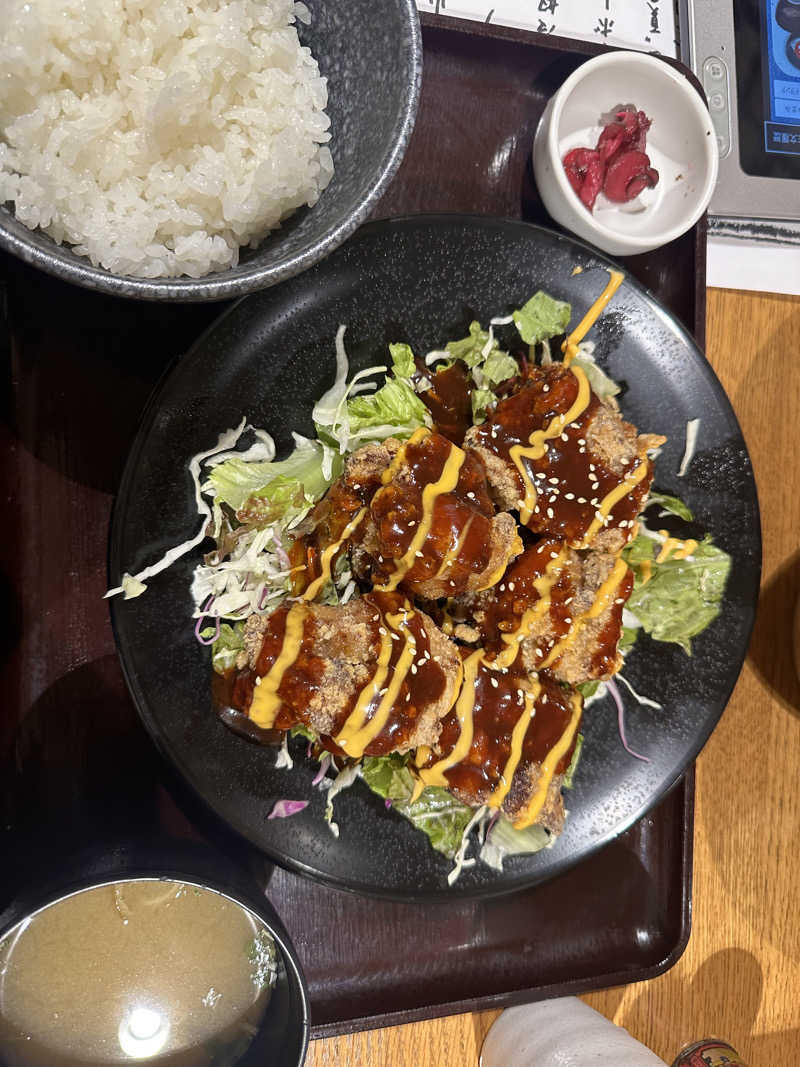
306 286 800 1066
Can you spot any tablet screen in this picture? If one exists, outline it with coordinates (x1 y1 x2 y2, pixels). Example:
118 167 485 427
734 0 800 176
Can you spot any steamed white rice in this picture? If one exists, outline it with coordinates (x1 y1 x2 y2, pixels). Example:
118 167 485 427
0 0 333 278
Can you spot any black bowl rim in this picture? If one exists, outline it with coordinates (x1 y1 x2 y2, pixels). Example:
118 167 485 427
0 0 422 303
0 850 311 1067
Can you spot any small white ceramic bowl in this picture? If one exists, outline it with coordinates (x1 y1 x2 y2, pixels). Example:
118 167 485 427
533 50 719 256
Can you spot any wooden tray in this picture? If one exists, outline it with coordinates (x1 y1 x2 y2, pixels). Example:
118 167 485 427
0 15 703 1039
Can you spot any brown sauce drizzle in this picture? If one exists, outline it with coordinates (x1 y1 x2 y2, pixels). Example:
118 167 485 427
480 539 632 678
472 364 652 547
220 592 449 758
370 431 496 595
430 660 579 807
421 363 474 445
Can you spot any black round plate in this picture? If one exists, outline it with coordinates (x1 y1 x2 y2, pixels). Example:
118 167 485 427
109 216 761 900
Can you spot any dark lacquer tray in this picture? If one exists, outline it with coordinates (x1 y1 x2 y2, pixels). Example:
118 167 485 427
0 16 702 1038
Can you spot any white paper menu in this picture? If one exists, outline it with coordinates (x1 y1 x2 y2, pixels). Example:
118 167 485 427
415 0 678 58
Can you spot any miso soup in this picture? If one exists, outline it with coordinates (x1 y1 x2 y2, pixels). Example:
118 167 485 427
0 880 278 1066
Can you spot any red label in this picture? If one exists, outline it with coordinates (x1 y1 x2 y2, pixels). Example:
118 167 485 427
673 1041 746 1067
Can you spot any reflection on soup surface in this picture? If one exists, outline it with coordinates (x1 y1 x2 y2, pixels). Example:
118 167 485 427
0 880 277 1065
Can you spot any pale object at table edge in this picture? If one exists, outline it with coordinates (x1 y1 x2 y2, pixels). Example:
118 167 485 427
480 998 669 1066
707 236 800 295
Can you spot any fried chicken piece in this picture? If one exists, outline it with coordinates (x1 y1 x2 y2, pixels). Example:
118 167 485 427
230 592 462 758
418 656 582 831
452 537 633 686
465 362 663 554
360 429 522 598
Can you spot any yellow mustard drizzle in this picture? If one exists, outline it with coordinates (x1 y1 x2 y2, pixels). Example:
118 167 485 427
376 440 467 592
510 364 592 525
334 606 417 758
248 602 309 728
487 680 540 809
301 507 367 601
577 458 650 548
655 533 698 564
562 269 625 367
512 690 583 829
418 650 483 789
538 556 630 670
379 426 430 486
639 558 653 585
490 546 570 671
475 530 525 592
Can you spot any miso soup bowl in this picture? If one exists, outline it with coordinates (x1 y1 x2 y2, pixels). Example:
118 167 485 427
0 841 310 1067
533 50 719 256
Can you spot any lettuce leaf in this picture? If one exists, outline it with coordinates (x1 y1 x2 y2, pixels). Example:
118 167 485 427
361 754 473 859
388 342 416 379
482 348 518 386
471 387 497 424
445 321 493 367
646 491 694 522
513 291 571 344
623 533 731 653
478 815 552 871
314 327 429 456
571 348 620 402
346 377 428 436
206 622 245 675
207 436 332 517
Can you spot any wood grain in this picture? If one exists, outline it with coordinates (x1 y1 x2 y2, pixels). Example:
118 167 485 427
305 288 800 1065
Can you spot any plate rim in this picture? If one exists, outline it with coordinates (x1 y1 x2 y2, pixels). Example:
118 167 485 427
108 213 762 900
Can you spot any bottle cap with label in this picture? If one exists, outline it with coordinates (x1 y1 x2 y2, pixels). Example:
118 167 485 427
672 1038 747 1067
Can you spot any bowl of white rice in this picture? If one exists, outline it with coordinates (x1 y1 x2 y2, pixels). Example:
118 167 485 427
0 0 421 301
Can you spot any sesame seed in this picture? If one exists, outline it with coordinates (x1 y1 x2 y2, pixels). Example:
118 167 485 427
548 477 559 485
577 497 587 504
579 447 586 454
615 598 625 605
550 551 559 559
547 507 554 519
595 511 604 521
467 491 475 499
424 650 431 660
561 433 569 443
499 584 506 592
378 627 387 636
578 438 586 446
408 520 416 527
589 463 596 472
565 492 575 501
564 596 573 605
411 664 417 674
390 632 399 641
590 498 599 506
405 692 411 702
564 616 572 625
254 677 262 686
508 582 515 592
541 694 548 704
379 687 388 696
490 677 499 689
543 384 550 393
